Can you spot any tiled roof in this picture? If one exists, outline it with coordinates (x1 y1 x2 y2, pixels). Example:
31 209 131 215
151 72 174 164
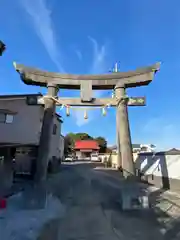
74 140 99 150
166 148 180 153
139 149 180 156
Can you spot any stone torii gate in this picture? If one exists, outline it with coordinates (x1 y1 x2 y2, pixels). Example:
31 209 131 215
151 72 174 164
14 62 160 182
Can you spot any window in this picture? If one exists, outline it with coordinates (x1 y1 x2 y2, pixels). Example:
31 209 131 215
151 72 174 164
53 124 57 135
6 114 14 123
140 147 148 153
0 113 14 123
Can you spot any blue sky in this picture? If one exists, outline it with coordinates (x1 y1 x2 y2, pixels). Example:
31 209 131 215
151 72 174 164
1 0 180 150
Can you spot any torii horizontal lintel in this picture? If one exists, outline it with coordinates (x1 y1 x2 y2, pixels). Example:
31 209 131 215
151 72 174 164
26 95 146 107
14 62 160 90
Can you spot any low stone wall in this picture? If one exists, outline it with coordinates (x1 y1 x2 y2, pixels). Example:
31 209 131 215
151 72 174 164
111 155 118 168
142 174 180 192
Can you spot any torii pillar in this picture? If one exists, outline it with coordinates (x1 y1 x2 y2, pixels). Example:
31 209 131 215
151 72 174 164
35 83 58 183
115 85 134 178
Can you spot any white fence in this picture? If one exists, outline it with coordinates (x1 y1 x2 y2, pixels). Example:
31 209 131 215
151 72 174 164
108 151 180 190
135 153 180 180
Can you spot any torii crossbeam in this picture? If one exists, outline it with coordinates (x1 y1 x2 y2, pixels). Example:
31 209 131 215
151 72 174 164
14 62 159 89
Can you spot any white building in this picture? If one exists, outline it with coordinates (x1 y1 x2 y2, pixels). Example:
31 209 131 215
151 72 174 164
110 143 156 154
139 144 156 153
0 93 64 174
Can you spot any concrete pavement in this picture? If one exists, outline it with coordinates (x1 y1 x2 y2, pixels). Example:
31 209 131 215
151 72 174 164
37 162 180 240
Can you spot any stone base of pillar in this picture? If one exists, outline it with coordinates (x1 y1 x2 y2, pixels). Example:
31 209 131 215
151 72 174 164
122 193 149 210
120 180 150 210
123 172 137 181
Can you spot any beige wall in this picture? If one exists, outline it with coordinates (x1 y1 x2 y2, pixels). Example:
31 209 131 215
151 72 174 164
0 97 63 161
110 153 138 168
0 98 42 145
76 151 82 159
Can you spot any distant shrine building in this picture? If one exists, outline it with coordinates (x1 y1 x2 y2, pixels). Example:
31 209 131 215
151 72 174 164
74 140 99 160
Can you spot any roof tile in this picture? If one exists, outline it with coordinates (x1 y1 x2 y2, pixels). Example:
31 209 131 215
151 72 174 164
74 140 99 150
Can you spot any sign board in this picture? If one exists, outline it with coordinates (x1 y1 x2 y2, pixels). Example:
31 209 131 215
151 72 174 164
128 97 146 106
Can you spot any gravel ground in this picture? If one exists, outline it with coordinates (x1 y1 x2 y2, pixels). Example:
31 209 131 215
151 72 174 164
37 162 180 239
2 162 180 240
0 191 65 240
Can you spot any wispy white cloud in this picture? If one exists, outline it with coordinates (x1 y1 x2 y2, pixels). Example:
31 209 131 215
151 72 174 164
74 37 109 127
141 117 180 151
75 50 82 61
18 1 110 127
19 0 64 72
88 36 108 74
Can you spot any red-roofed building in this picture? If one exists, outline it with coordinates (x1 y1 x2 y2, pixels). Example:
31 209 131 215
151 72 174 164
74 140 99 160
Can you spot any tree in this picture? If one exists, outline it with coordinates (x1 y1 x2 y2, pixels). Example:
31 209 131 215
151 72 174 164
64 134 73 156
75 133 93 141
65 132 93 145
95 136 107 153
64 133 107 154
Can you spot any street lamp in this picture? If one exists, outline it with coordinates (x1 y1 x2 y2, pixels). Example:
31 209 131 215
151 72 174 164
0 41 6 56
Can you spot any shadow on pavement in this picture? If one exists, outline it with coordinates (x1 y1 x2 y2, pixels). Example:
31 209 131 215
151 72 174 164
92 166 180 240
10 161 180 240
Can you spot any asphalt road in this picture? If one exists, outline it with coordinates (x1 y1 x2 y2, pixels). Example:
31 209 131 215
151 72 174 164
38 162 180 240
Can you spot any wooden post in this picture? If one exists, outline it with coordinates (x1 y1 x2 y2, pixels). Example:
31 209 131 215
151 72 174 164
35 83 58 183
115 85 135 178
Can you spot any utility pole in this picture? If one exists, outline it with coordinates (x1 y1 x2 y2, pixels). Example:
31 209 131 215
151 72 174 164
109 62 119 73
114 62 118 73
